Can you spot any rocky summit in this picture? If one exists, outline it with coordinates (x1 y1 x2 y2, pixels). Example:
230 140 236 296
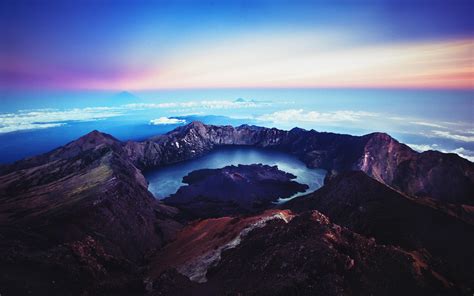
0 122 473 295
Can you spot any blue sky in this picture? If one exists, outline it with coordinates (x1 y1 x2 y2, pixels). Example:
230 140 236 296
1 0 473 90
0 0 472 163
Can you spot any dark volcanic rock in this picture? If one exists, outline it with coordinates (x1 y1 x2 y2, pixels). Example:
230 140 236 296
0 131 182 295
165 164 308 218
1 122 474 295
147 210 295 285
124 122 474 204
286 171 474 291
149 210 458 296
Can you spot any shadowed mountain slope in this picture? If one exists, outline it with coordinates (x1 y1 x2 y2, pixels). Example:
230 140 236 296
0 131 181 295
148 210 461 296
0 123 473 295
286 171 474 290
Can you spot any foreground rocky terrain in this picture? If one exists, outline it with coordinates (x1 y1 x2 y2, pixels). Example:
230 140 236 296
0 122 473 295
286 171 474 292
165 164 308 218
0 131 182 295
149 210 461 296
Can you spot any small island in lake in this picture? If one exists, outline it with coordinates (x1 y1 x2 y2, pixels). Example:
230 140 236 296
164 164 309 218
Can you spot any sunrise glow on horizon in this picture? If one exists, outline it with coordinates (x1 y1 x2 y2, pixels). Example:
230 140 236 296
96 37 474 90
1 1 473 91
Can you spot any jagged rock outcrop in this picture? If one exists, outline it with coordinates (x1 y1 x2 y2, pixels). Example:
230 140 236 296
124 121 474 204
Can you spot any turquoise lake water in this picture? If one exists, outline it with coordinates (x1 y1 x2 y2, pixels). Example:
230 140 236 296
144 146 326 201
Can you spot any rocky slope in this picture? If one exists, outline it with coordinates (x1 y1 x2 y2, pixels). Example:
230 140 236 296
286 171 474 291
148 210 459 296
146 172 474 295
124 121 474 204
165 164 308 218
1 122 473 295
148 209 294 284
0 131 182 295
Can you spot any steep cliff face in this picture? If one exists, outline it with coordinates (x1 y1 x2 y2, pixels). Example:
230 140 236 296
124 122 368 173
123 122 275 168
0 131 182 295
359 134 474 203
356 132 415 182
125 122 474 203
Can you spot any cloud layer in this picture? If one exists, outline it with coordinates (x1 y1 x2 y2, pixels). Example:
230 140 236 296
0 99 271 134
1 100 472 164
125 99 270 111
257 109 377 124
0 107 123 134
408 143 474 162
149 117 186 125
432 130 474 143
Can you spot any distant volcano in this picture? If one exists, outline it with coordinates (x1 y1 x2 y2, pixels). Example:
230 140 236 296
111 91 140 105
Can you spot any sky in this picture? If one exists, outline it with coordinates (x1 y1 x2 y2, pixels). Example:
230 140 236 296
0 0 473 163
1 0 473 90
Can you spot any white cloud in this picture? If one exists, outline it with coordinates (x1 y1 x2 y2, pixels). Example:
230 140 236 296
0 107 123 134
451 147 474 162
407 143 439 152
0 98 272 134
257 109 378 124
149 117 186 125
0 122 66 134
432 130 474 142
407 143 474 162
388 116 406 121
410 121 444 128
124 99 270 111
449 150 473 162
125 102 177 109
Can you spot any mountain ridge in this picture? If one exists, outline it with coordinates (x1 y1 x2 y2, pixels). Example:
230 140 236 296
3 121 472 203
1 122 473 295
122 121 474 203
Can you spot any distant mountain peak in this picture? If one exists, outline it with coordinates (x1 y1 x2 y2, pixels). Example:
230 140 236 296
80 129 115 141
188 120 205 127
112 91 140 105
183 121 206 131
63 130 120 153
116 90 136 97
233 97 259 103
